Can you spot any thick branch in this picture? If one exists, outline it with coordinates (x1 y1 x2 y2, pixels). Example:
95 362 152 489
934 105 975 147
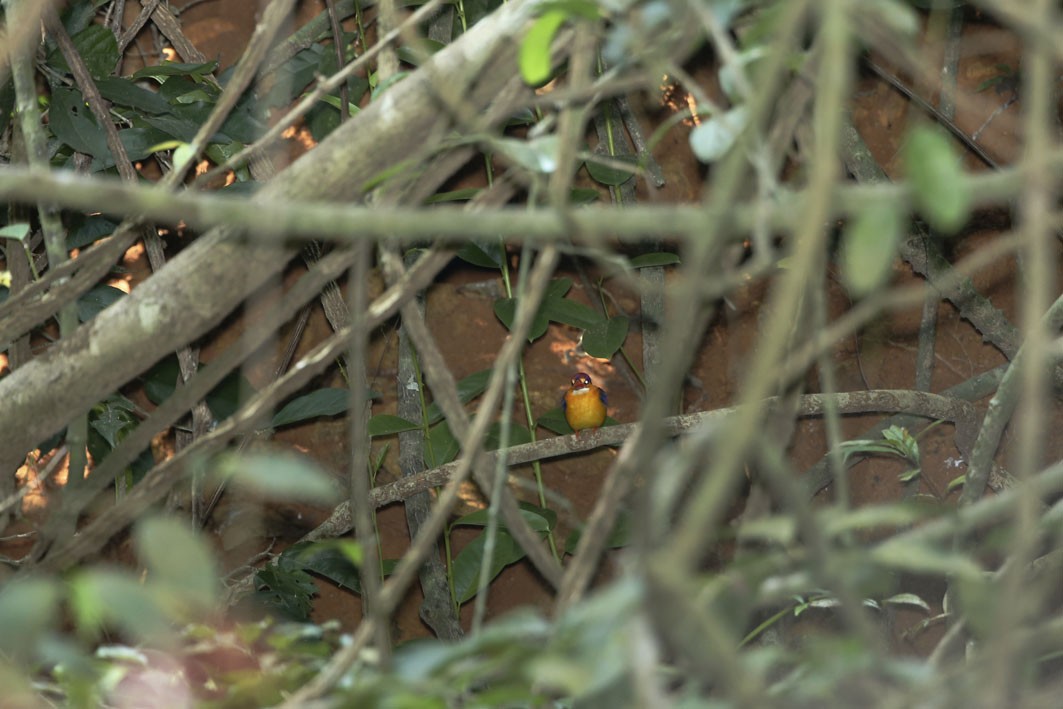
0 0 547 476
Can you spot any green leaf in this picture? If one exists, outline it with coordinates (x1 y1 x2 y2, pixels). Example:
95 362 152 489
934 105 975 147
494 135 561 174
456 240 504 268
316 93 362 116
520 10 568 86
423 369 492 425
131 60 219 81
484 422 533 450
451 529 526 603
540 296 601 330
141 356 252 421
48 25 119 79
204 141 248 174
253 565 317 621
584 154 638 186
205 370 253 421
582 315 629 358
883 593 931 613
0 578 61 657
547 277 573 297
265 45 324 107
629 252 681 268
425 188 482 204
0 223 31 241
882 424 919 459
286 540 363 593
60 0 108 36
215 451 340 505
819 502 932 538
272 388 350 428
537 406 573 434
141 113 201 142
367 414 420 437
565 508 632 553
118 127 174 161
541 0 602 21
424 377 489 424
452 504 553 533
370 71 410 99
134 516 219 611
897 467 922 483
65 215 117 250
69 569 172 642
424 421 460 468
89 395 137 449
689 105 748 163
841 201 903 297
77 284 125 322
870 539 983 580
396 38 445 66
569 187 600 204
719 46 767 100
494 297 551 341
96 76 171 114
49 88 110 159
904 125 970 234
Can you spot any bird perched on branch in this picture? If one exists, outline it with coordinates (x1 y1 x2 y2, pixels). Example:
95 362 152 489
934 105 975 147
563 372 607 437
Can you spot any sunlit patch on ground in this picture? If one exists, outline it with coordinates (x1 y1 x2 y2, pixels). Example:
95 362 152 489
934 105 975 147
282 123 317 152
13 446 88 515
548 330 614 378
660 77 701 126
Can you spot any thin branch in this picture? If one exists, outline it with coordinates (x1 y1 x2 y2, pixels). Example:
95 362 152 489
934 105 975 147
1 160 1061 251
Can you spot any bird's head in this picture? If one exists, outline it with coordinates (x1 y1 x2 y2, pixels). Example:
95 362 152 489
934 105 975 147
570 372 593 390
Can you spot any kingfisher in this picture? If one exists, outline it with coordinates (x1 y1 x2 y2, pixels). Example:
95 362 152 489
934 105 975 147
563 372 607 437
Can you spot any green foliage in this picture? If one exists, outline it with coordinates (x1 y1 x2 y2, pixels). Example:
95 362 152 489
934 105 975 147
520 11 571 86
213 450 341 505
838 424 922 482
75 283 125 322
47 25 119 79
903 125 971 234
584 153 639 186
142 354 254 422
840 201 904 297
690 105 749 163
448 504 554 603
271 387 351 428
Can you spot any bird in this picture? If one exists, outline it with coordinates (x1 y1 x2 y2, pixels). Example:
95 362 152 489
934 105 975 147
563 372 607 437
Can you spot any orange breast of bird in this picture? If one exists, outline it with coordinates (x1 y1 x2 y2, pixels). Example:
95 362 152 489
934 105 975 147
563 373 607 434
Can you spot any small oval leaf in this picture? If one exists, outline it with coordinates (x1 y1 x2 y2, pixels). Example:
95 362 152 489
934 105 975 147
0 578 61 657
135 516 219 611
367 414 420 437
424 421 460 468
840 202 903 297
904 125 970 234
520 10 568 86
582 316 629 358
0 223 31 241
272 388 350 428
690 106 748 163
77 284 125 323
451 530 525 604
216 450 340 504
629 252 680 268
